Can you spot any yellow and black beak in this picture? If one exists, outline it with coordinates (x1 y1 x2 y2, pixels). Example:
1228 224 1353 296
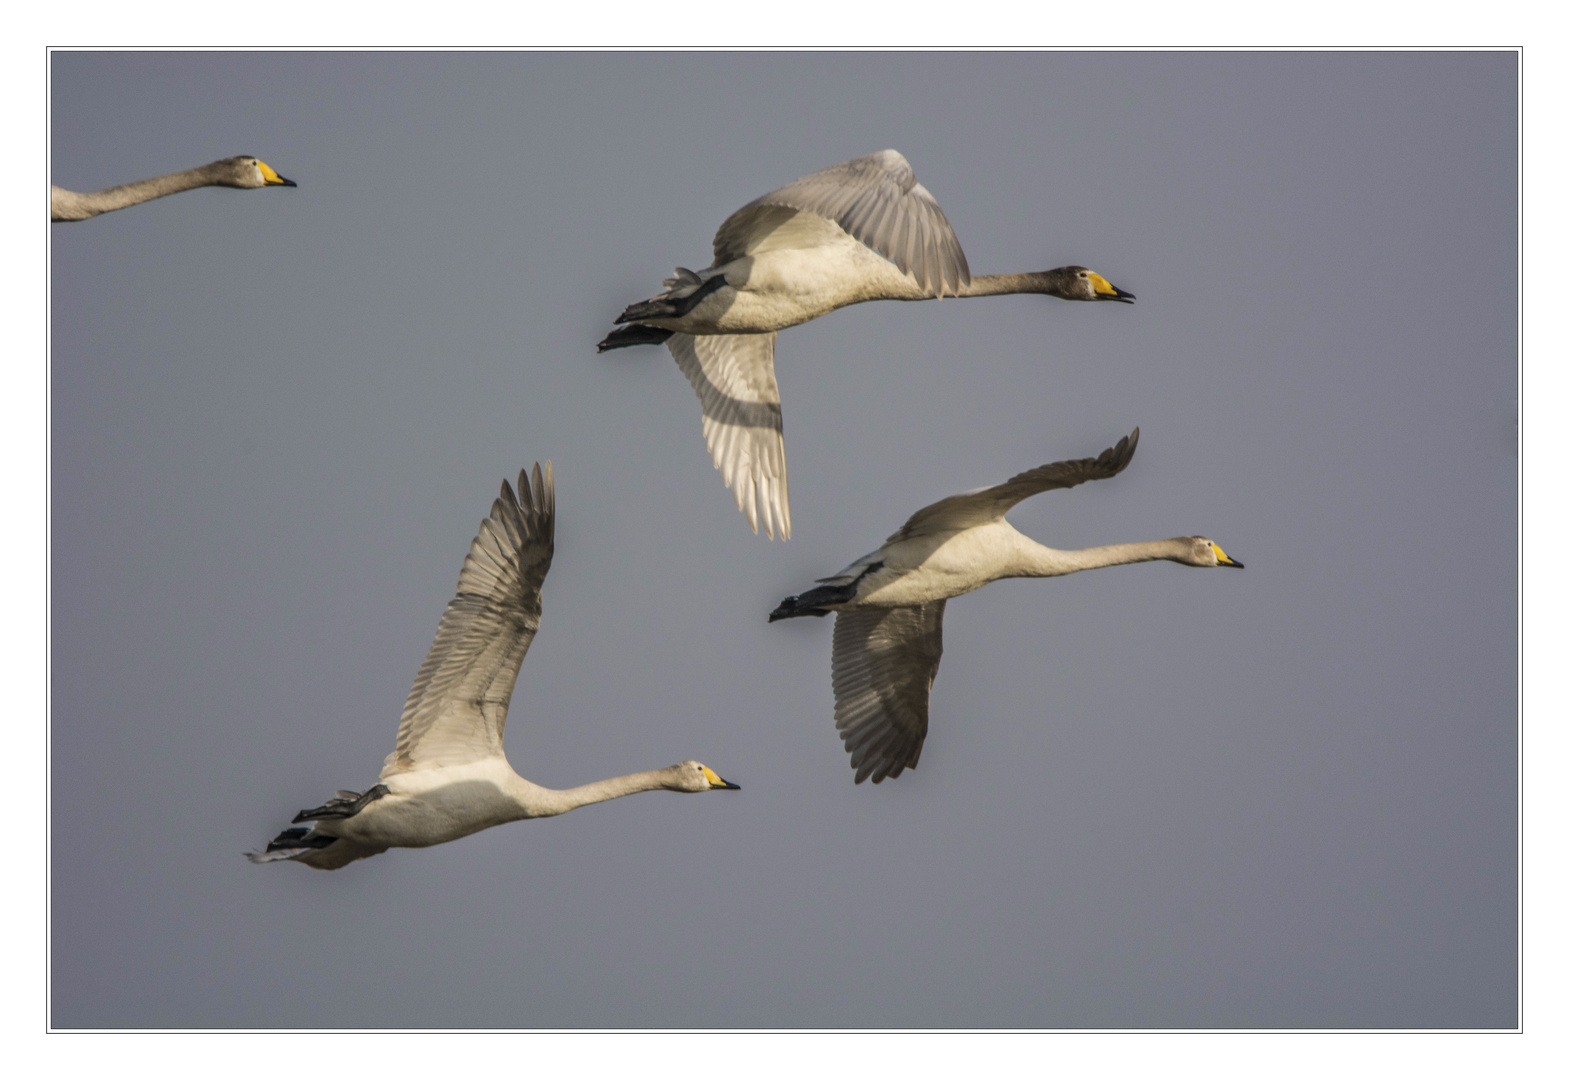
258 160 297 187
1213 543 1244 569
701 766 741 790
1090 272 1135 303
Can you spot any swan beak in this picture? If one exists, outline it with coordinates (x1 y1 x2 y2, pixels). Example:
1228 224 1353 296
1089 272 1134 303
1212 543 1244 569
701 766 741 791
257 160 297 187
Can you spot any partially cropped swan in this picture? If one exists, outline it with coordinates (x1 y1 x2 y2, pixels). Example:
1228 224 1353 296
598 149 1134 540
248 463 739 870
768 429 1242 784
51 155 296 221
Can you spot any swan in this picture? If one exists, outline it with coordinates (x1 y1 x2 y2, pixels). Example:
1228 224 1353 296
598 149 1135 540
767 429 1242 784
51 155 296 221
247 463 739 870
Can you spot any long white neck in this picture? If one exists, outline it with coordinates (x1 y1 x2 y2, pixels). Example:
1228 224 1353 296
51 163 227 221
955 271 1075 299
515 767 686 818
1008 537 1195 579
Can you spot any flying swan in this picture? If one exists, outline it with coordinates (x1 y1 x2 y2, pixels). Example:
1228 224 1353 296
768 429 1242 784
248 463 739 870
51 155 296 221
598 149 1135 540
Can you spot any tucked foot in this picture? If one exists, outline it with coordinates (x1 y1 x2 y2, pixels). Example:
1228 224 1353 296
598 324 675 352
291 783 390 824
769 585 855 622
614 274 728 324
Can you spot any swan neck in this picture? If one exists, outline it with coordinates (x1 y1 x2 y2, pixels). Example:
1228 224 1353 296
957 272 1064 299
528 769 676 816
53 164 222 219
1013 538 1191 577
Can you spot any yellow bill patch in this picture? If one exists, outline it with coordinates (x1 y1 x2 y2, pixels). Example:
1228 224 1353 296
1089 272 1117 296
701 766 725 787
257 160 288 185
1212 543 1238 566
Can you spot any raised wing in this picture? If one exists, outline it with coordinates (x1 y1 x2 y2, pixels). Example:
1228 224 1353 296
888 428 1139 544
381 463 555 777
712 149 971 298
667 332 791 539
831 601 946 784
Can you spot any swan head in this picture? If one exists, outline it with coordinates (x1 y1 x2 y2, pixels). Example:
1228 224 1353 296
217 156 297 189
669 761 741 793
1049 266 1135 303
1179 536 1244 568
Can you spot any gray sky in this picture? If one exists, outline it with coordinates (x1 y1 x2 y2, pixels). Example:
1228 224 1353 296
49 51 1517 1029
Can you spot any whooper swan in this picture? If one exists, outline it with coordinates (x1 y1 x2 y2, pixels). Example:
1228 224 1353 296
598 149 1135 540
768 429 1242 784
51 155 296 222
248 463 739 870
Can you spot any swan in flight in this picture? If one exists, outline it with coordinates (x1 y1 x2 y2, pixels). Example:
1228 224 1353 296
51 155 296 221
248 463 739 870
598 149 1135 540
768 429 1242 784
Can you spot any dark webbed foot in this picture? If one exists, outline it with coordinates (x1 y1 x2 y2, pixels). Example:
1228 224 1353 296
770 583 863 622
769 595 834 622
292 783 390 824
614 274 728 324
597 324 675 352
768 563 884 622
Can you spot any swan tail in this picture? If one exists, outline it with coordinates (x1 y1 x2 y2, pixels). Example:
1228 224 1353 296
597 324 675 352
245 827 386 870
245 847 305 863
290 783 389 824
245 826 338 865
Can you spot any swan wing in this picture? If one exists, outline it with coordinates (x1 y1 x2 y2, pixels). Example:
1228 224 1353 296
712 149 971 297
831 601 946 784
381 463 556 777
888 428 1139 543
667 332 791 540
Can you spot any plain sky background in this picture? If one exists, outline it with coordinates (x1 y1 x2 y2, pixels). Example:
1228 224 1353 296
48 52 1517 1029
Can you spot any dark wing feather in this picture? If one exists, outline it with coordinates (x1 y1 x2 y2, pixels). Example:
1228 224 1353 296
888 429 1139 543
381 463 555 777
831 602 946 784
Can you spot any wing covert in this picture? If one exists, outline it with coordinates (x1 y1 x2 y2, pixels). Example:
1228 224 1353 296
712 149 970 297
382 463 556 777
888 428 1139 543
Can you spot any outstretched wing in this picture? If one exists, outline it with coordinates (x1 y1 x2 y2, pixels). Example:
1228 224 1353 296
381 464 556 777
831 601 946 784
888 428 1139 544
712 149 971 298
667 332 791 540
